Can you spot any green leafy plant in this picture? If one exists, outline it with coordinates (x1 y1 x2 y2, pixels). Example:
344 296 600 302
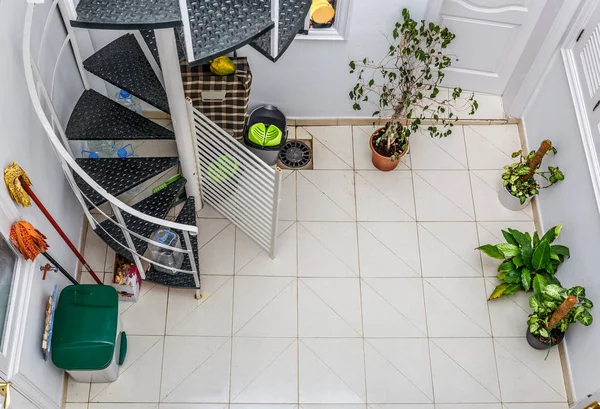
503 140 565 204
348 8 478 161
528 276 593 343
477 225 570 300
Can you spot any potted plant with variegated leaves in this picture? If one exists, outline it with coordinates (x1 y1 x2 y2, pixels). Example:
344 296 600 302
477 225 569 300
500 139 564 211
527 277 593 349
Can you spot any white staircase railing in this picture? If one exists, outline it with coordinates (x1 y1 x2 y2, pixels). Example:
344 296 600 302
23 0 200 297
189 102 282 258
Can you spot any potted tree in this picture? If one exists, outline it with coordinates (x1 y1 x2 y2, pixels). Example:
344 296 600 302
477 225 570 300
349 8 478 171
500 140 564 210
527 277 593 349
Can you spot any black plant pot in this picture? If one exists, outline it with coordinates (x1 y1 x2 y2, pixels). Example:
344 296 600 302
526 328 565 350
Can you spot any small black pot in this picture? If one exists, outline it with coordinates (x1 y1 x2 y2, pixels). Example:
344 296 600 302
526 328 565 350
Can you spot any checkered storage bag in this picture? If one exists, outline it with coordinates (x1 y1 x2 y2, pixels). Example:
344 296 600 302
181 57 252 139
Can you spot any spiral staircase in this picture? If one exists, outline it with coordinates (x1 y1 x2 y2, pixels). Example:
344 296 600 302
24 0 310 297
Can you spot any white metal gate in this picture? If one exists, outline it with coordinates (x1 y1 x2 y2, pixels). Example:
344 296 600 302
188 101 282 258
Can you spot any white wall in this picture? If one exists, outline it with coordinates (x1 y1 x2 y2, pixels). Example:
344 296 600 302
0 1 85 407
522 52 600 401
88 0 429 119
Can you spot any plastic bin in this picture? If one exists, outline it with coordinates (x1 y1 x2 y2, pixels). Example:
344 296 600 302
51 285 126 382
243 105 288 166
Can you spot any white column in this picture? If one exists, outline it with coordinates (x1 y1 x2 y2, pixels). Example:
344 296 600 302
155 29 202 211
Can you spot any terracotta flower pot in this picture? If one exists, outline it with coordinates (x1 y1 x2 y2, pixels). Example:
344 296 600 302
369 128 408 172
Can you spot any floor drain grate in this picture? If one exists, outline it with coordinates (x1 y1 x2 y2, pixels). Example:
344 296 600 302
279 140 312 169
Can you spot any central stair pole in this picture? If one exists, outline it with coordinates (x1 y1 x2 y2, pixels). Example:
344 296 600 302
155 29 202 212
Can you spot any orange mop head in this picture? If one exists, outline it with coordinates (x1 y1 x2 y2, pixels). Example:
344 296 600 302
10 221 49 261
4 161 32 207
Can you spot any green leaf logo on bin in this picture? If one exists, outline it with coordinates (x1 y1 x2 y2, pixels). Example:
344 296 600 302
248 123 283 147
207 155 239 183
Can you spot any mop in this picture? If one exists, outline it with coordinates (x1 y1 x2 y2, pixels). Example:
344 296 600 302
9 221 78 285
4 162 102 284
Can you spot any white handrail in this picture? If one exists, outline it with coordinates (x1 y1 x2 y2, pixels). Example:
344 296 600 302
23 4 198 236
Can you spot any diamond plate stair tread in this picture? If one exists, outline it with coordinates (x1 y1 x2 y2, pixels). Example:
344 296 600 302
140 29 186 66
94 178 186 261
185 0 274 66
66 90 174 141
84 34 170 113
74 157 179 208
250 0 310 62
145 197 200 289
71 0 182 30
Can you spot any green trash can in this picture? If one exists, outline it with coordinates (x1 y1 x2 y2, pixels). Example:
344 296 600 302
52 285 127 382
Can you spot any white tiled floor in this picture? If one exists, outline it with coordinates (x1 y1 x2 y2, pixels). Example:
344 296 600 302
70 124 569 409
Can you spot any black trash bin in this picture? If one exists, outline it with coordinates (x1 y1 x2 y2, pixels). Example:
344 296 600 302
243 105 288 166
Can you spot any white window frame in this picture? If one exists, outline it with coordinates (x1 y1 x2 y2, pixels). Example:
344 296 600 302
296 0 354 41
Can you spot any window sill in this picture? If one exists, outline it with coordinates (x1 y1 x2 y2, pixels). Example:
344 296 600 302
295 28 346 41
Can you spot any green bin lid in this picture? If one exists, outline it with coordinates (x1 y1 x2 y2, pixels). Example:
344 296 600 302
51 285 119 371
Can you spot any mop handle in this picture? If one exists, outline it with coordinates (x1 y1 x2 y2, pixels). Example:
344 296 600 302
42 252 79 285
19 177 103 285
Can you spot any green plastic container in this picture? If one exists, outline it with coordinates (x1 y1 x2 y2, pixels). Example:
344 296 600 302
52 285 125 382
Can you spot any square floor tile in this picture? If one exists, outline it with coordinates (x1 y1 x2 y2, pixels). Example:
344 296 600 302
371 405 433 409
121 284 168 335
476 222 536 277
280 170 297 221
430 338 500 403
353 126 410 171
470 170 533 222
89 405 158 409
198 220 235 275
160 336 231 403
233 276 297 337
235 221 297 276
303 126 354 169
362 278 427 337
230 338 298 403
299 278 362 337
424 278 491 337
484 278 531 337
299 338 365 403
358 222 420 278
166 276 233 336
298 171 356 221
413 171 474 221
436 405 501 409
67 377 90 402
298 222 359 277
502 404 568 409
418 222 482 277
365 338 433 404
197 203 225 219
410 127 467 170
90 336 163 402
160 405 226 409
494 338 567 402
355 171 415 221
66 404 90 409
464 125 522 170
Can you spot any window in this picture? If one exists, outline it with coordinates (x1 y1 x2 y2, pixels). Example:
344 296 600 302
297 0 353 41
0 237 16 348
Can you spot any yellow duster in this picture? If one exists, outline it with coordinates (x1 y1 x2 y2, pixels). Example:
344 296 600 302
4 161 32 207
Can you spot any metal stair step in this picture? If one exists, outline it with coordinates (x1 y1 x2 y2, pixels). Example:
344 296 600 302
84 34 170 113
94 178 187 261
66 90 174 141
145 197 200 289
140 29 186 67
74 157 179 208
184 0 274 66
71 0 182 30
251 0 311 62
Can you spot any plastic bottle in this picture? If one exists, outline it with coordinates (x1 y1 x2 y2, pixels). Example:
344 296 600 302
82 140 115 158
115 90 142 114
147 229 184 275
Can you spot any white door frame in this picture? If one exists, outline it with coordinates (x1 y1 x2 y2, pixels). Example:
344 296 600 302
562 0 600 217
0 195 58 409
